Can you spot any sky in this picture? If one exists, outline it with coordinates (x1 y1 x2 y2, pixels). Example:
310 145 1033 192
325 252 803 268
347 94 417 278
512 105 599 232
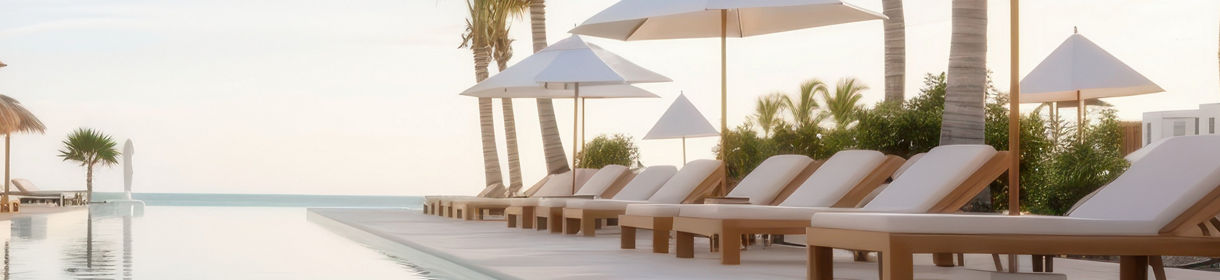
0 0 1217 196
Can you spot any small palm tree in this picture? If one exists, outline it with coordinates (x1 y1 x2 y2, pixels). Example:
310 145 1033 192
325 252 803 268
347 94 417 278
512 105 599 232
782 79 827 128
751 93 786 137
58 128 120 203
822 78 869 129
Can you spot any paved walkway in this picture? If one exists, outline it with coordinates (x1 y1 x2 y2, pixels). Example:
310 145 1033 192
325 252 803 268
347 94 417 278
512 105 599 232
309 208 1220 280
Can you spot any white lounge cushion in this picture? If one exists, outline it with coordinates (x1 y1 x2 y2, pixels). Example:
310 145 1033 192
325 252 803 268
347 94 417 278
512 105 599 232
532 168 598 197
893 153 924 179
565 199 648 211
727 155 813 205
575 165 630 196
779 150 885 207
811 213 1156 236
862 145 996 212
1068 135 1220 232
612 166 678 201
678 204 870 220
647 160 722 204
508 198 542 206
624 204 699 217
537 198 575 208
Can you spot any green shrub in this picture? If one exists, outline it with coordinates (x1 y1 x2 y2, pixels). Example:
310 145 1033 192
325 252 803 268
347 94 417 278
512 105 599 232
576 134 639 169
715 125 766 182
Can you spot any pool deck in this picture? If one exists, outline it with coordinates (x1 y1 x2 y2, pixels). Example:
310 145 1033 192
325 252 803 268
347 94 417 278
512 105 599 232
309 208 1220 280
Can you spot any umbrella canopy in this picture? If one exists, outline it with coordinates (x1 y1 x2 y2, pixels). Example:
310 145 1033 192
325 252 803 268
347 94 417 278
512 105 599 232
1020 33 1163 104
0 94 45 211
644 94 719 140
460 35 670 97
461 83 659 99
570 0 886 40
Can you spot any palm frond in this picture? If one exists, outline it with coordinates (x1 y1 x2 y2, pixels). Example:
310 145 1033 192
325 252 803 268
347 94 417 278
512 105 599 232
58 128 121 167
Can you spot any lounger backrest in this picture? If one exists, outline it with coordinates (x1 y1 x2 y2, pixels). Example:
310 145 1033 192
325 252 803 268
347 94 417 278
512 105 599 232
862 145 996 212
851 154 925 208
11 179 35 194
476 183 508 198
892 153 924 179
532 168 598 197
611 166 677 201
1069 135 1220 233
647 160 722 203
575 165 630 196
779 150 885 207
725 155 813 205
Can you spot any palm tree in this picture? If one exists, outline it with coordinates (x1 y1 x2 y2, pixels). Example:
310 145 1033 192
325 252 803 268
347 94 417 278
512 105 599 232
488 0 531 193
782 79 827 128
940 0 988 145
941 0 989 211
883 0 906 103
528 0 570 176
58 128 119 203
822 78 868 129
461 0 504 188
751 93 786 137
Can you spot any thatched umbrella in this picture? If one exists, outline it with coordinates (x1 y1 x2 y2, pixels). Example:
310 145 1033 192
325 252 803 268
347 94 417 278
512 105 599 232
0 94 46 210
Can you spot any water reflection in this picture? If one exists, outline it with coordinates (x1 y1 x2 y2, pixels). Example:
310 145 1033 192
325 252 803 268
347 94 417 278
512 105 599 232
5 203 140 280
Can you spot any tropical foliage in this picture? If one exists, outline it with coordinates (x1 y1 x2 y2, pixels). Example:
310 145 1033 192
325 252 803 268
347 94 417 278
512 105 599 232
58 128 120 202
719 72 1129 215
575 134 640 169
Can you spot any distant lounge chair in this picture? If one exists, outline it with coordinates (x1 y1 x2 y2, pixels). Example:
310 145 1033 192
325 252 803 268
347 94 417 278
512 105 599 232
528 165 677 232
559 159 728 237
448 168 599 220
504 165 635 229
9 179 86 206
670 145 1008 265
806 135 1220 280
621 150 905 255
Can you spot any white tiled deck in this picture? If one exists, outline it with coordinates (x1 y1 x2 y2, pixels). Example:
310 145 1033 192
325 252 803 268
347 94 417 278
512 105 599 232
308 208 1220 280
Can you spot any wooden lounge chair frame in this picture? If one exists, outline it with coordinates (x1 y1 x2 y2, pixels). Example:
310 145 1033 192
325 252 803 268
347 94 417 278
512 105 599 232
505 172 634 229
668 155 929 264
617 159 828 252
560 163 729 237
805 154 1220 280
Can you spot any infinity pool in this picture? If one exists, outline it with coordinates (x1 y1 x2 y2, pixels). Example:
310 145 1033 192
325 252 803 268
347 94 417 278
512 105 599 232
4 204 436 279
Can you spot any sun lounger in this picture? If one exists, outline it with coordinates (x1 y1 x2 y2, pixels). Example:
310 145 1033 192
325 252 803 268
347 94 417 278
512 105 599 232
559 159 729 237
670 145 1008 265
504 165 634 228
9 179 86 206
620 150 904 255
527 165 676 232
448 168 597 220
806 135 1220 280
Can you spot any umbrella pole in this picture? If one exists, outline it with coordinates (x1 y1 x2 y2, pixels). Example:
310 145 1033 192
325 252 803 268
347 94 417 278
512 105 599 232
681 136 687 164
581 98 586 151
572 83 580 194
719 9 728 192
1007 0 1021 272
1077 90 1085 143
1 134 7 212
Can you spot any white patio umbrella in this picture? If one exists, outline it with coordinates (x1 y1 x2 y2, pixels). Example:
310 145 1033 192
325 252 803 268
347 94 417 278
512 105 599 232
571 0 886 162
461 35 670 193
1020 30 1163 140
644 93 719 163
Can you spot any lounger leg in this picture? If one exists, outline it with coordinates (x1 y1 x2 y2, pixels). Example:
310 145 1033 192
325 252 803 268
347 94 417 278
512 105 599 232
621 226 636 249
808 246 834 280
676 231 695 258
507 213 518 228
581 216 597 237
1119 256 1150 280
720 229 741 265
1149 256 1166 280
549 215 563 233
653 218 672 254
564 217 580 235
879 249 913 280
932 253 955 267
521 207 535 229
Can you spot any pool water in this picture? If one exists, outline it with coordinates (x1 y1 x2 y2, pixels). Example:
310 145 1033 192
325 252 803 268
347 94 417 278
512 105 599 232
4 204 436 279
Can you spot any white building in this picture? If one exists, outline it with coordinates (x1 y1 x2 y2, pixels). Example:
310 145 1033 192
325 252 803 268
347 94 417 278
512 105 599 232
1142 103 1220 146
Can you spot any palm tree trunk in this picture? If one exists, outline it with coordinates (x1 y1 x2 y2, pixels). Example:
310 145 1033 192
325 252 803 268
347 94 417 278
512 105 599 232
474 45 504 187
86 163 94 203
497 60 524 193
942 0 989 210
530 0 570 175
883 0 906 103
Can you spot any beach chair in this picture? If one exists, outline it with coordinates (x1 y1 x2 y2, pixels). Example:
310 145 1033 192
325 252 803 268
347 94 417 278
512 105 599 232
670 145 1008 265
448 168 598 220
528 165 676 232
9 179 86 206
504 165 634 229
806 135 1220 280
558 159 729 237
621 150 905 255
